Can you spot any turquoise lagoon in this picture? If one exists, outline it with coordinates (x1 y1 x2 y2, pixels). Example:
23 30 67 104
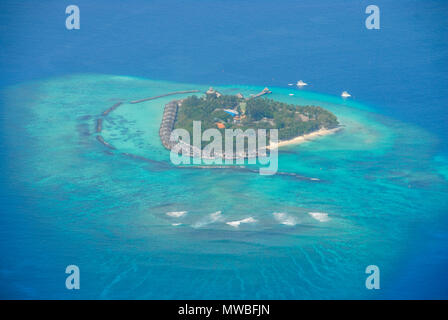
1 74 448 299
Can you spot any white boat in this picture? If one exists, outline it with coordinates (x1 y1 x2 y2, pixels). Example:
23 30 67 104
289 93 294 96
341 91 351 98
297 80 308 87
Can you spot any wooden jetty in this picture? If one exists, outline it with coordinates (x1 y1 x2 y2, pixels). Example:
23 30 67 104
130 90 200 104
96 135 116 150
102 102 123 116
96 118 103 133
251 87 272 99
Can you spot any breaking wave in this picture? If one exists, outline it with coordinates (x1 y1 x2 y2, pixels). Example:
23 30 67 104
226 217 257 228
308 212 329 222
273 212 298 226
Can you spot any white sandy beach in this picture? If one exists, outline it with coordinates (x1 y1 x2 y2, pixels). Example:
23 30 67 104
267 127 341 150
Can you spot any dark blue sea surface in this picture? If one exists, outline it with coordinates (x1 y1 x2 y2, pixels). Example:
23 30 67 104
0 0 447 299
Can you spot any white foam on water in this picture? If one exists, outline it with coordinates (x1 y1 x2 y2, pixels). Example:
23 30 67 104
273 212 298 226
192 211 223 228
308 212 329 222
209 211 223 222
171 223 182 226
166 211 187 218
226 217 257 228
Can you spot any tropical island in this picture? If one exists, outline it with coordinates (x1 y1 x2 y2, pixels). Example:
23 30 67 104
173 88 339 148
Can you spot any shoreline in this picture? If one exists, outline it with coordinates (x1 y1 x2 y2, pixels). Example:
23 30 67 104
267 126 342 150
170 126 342 160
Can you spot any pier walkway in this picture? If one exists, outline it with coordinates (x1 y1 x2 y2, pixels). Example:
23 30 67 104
130 90 200 104
251 87 272 99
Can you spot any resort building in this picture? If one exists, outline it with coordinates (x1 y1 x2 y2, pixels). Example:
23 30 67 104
206 87 222 98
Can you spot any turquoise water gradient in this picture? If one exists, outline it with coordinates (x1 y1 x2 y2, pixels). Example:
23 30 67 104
1 74 447 299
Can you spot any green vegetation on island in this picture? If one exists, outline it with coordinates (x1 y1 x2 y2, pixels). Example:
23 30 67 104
174 92 339 143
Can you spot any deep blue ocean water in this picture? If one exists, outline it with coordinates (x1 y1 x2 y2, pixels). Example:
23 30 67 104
0 0 447 299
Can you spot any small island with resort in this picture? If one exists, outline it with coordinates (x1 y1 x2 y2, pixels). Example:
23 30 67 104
179 87 338 139
94 85 340 163
158 87 340 159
